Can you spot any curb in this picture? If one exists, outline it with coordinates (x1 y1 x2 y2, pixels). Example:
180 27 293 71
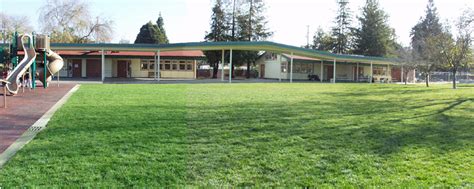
0 84 81 168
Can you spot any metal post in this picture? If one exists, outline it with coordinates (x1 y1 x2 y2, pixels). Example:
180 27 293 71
370 62 373 83
3 85 6 108
290 52 294 83
229 49 233 83
57 70 60 87
101 49 105 82
221 49 225 81
356 63 359 82
279 54 282 82
194 60 197 79
44 51 48 88
157 50 161 81
320 60 323 83
401 65 404 83
333 59 336 83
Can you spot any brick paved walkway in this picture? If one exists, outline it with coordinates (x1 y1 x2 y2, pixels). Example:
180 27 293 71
0 84 77 153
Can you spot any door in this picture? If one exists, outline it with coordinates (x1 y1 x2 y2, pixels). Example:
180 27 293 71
117 60 128 78
86 59 101 78
72 59 82 78
260 64 265 78
326 65 334 81
391 67 401 82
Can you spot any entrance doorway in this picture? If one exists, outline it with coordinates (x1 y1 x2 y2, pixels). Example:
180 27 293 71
326 65 334 81
260 64 265 78
72 59 82 78
117 60 129 78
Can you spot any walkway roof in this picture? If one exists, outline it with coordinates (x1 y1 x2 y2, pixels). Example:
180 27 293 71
3 41 399 65
50 41 398 65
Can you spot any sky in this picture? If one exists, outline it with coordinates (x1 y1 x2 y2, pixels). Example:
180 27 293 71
1 0 472 47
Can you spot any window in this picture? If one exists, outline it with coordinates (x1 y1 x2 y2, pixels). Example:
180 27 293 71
179 60 186 63
186 64 193 71
172 64 178 70
149 63 155 70
140 61 148 70
281 62 288 73
160 64 163 70
373 67 387 75
164 64 171 70
179 64 186 70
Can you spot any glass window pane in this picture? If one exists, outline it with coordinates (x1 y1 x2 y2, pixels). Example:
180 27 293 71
179 64 186 70
172 64 178 70
140 61 148 70
165 64 171 70
186 64 192 70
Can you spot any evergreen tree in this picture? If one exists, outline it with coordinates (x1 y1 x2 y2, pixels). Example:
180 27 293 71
134 22 158 44
410 0 444 87
204 0 231 78
331 0 352 54
234 0 272 78
156 13 169 44
353 0 398 57
312 27 334 51
134 14 169 44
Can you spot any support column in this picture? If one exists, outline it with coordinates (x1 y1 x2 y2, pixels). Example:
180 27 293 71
290 52 294 83
320 60 323 83
333 59 336 83
101 49 105 82
279 54 282 82
194 60 197 79
229 49 233 83
401 65 404 83
157 50 161 81
221 49 225 81
387 64 391 83
356 63 359 82
370 62 373 83
43 51 48 88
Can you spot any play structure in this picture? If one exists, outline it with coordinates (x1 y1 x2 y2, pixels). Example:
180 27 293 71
1 32 64 107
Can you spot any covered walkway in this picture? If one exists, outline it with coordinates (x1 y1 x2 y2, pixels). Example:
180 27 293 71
49 41 404 83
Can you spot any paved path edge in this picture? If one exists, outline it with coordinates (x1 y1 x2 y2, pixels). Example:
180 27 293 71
0 84 81 168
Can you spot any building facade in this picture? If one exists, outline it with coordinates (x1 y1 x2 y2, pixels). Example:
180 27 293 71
256 52 416 83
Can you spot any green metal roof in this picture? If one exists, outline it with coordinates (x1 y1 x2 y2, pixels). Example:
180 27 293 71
3 41 399 65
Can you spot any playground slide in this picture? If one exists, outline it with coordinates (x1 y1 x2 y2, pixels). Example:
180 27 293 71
5 34 37 95
38 49 64 85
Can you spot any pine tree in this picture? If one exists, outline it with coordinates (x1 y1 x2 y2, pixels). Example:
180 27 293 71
235 0 272 78
156 13 169 44
134 14 169 44
204 0 231 78
331 0 352 54
353 0 398 57
410 0 444 87
312 27 334 51
134 22 158 44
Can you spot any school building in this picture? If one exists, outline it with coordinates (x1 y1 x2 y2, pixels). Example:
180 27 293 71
44 41 412 83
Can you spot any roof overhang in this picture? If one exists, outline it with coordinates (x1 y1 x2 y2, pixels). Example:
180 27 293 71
4 41 398 65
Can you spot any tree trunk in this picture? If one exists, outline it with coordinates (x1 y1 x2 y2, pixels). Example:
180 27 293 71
452 69 457 89
425 73 430 87
246 62 251 78
212 63 219 79
404 71 408 85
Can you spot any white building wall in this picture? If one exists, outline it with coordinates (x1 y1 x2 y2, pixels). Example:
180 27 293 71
104 58 113 77
131 59 148 78
81 59 87 77
335 64 353 81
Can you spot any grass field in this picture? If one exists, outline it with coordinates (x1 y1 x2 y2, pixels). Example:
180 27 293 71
0 83 473 187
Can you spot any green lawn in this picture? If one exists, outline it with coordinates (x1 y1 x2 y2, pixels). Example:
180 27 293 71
0 83 473 187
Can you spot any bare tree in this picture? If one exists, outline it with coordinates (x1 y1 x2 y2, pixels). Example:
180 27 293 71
396 46 417 85
39 0 114 43
0 13 33 41
437 8 474 89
